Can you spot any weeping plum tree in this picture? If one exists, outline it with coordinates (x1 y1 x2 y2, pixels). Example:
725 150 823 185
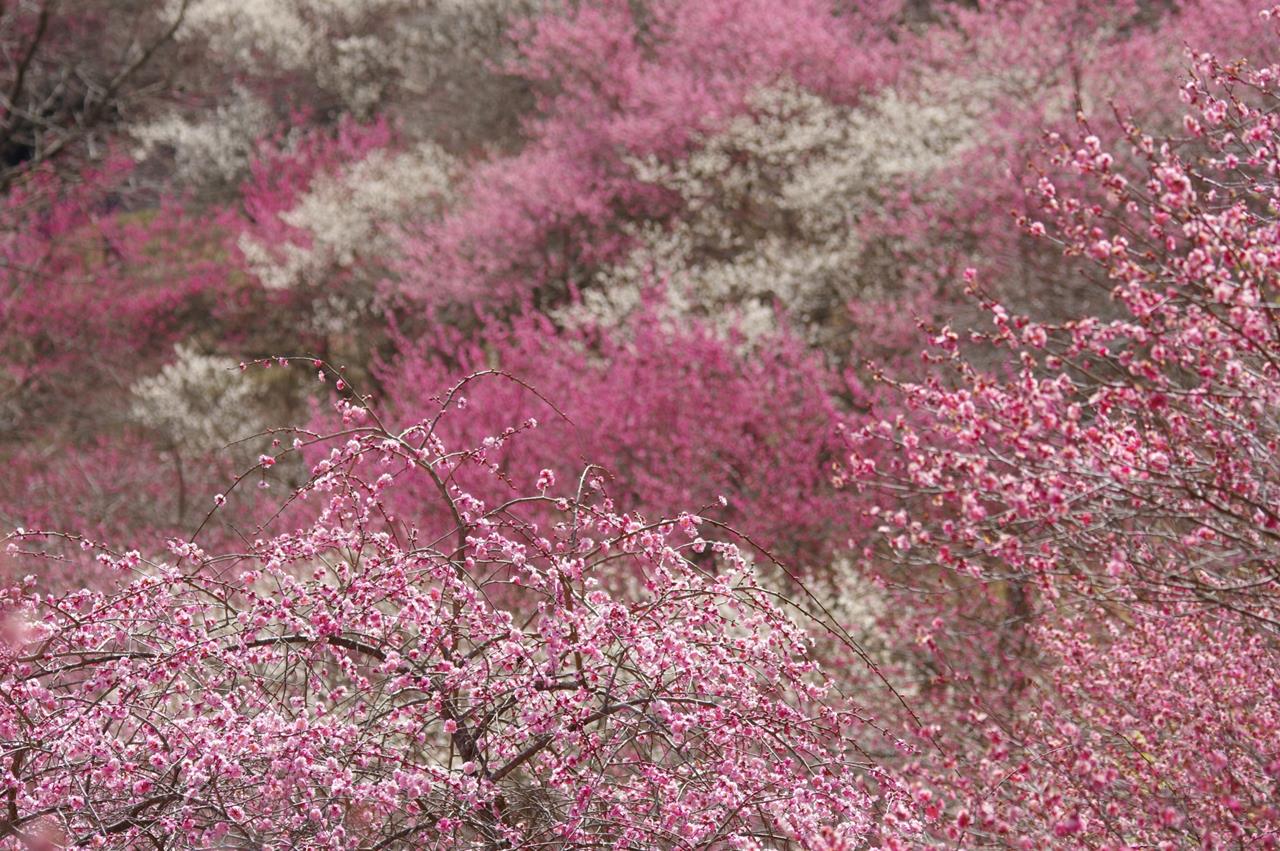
843 40 1280 848
0 366 921 848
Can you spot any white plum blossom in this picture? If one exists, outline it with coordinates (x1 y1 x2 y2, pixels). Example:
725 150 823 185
239 142 456 292
570 78 986 343
130 345 260 454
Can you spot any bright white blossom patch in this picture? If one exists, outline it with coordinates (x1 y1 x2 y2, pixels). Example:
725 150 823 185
132 86 275 186
130 344 260 453
572 78 984 342
239 142 456 291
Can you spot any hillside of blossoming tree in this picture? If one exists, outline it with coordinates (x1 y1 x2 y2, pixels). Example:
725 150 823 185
0 0 1278 847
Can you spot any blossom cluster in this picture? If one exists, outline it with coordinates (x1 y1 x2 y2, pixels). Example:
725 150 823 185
0 391 919 847
842 48 1280 846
